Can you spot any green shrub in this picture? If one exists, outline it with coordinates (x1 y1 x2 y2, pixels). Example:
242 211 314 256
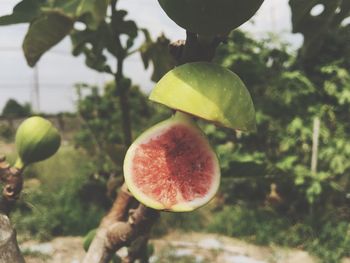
207 205 350 263
152 208 208 237
11 146 107 241
306 221 350 263
0 122 14 141
208 205 293 245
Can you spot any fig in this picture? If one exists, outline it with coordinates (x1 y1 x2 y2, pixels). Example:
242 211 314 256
158 0 264 36
123 112 220 212
15 116 61 169
149 62 256 132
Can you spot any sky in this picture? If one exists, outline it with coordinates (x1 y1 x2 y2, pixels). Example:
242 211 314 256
0 0 302 113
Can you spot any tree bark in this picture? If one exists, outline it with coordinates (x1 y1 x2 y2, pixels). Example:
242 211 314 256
0 156 25 262
0 213 25 263
83 184 134 263
82 185 158 263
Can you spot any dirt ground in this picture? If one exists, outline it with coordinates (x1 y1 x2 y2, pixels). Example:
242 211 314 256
19 232 329 263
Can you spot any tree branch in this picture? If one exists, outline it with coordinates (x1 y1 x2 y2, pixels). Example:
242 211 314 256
0 155 25 263
0 213 25 263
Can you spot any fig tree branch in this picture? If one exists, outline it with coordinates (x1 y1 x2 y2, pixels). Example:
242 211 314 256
0 213 25 263
0 155 25 263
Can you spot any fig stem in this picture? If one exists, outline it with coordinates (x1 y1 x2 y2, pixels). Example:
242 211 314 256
14 158 25 171
197 35 215 45
174 111 194 122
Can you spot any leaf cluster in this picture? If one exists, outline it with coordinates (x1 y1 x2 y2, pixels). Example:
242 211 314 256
212 30 350 209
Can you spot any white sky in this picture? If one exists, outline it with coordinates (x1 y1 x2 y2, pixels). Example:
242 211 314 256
0 0 302 113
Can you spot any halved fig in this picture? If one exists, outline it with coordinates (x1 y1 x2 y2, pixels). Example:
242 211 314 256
123 112 220 212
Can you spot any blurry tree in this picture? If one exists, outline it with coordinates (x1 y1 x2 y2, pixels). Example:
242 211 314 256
0 99 32 141
2 99 32 118
212 11 350 212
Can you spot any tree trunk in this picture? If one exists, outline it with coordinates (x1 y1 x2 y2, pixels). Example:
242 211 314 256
0 213 25 263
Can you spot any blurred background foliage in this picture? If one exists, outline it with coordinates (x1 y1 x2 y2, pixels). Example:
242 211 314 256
0 0 349 262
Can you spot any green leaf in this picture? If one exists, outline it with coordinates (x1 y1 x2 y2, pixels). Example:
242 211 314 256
306 181 322 204
45 0 109 29
48 0 81 16
23 12 74 67
276 155 298 171
118 20 138 38
70 23 114 73
77 0 109 29
0 0 42 25
111 10 137 38
139 31 176 82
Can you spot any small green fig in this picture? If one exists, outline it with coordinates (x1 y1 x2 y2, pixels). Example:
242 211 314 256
15 116 61 169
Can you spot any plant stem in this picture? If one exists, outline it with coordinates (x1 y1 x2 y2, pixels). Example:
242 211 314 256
115 63 132 148
0 214 25 263
111 0 132 147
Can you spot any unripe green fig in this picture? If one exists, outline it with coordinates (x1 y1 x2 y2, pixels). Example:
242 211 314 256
158 0 264 36
15 116 61 169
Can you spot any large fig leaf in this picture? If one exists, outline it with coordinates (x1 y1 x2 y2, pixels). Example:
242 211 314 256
23 12 74 67
140 30 176 82
0 0 43 25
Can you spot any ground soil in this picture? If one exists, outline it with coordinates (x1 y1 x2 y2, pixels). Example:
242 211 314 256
20 232 343 263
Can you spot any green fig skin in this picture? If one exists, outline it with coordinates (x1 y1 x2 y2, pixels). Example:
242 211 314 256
15 116 61 168
150 62 256 132
158 0 264 36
